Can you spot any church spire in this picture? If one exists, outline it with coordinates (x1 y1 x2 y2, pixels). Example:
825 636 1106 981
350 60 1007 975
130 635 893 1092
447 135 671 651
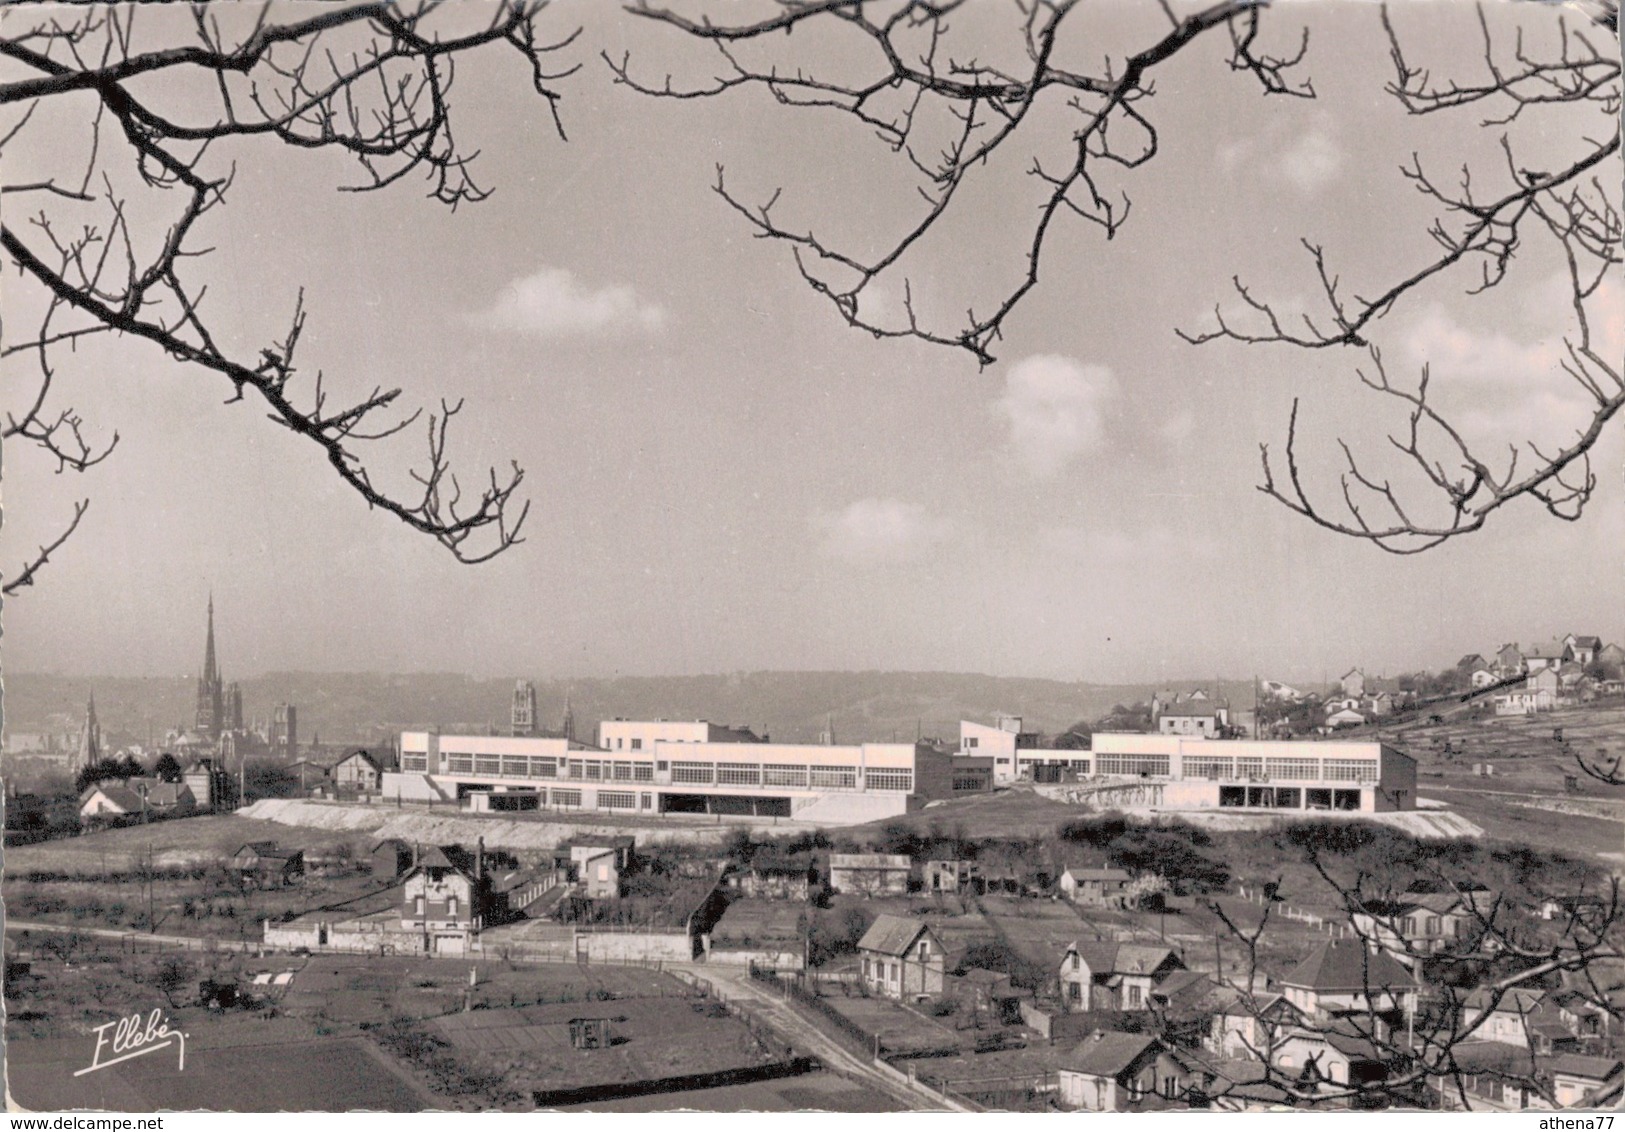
196 593 225 739
75 691 101 775
203 592 219 684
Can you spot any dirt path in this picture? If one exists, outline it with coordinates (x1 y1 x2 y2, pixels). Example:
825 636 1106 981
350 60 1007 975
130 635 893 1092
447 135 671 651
671 964 963 1112
6 919 261 951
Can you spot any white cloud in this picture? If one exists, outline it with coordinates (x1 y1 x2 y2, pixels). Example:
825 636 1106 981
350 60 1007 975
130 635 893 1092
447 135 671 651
1278 129 1342 193
475 267 667 338
1401 304 1556 388
1219 118 1343 195
994 355 1117 479
1398 287 1624 451
815 498 954 564
1159 410 1196 445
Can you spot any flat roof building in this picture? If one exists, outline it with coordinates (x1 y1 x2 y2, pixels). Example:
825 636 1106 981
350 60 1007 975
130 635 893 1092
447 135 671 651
959 716 1042 782
388 726 976 825
1084 733 1417 813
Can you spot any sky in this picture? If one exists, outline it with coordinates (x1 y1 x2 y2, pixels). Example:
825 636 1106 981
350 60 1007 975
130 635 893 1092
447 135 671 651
2 0 1621 686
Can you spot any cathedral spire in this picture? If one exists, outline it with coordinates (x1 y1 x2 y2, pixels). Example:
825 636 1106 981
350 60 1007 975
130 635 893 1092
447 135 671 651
196 594 225 739
75 691 101 776
203 592 219 684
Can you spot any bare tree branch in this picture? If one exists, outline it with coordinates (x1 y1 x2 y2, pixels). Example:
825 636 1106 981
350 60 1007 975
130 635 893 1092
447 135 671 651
1 1 577 589
622 0 1621 554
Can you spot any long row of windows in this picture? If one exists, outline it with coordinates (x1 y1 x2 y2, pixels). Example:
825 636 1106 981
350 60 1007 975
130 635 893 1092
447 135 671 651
435 754 661 782
1323 759 1380 783
864 769 914 792
1087 753 1382 784
419 754 917 793
1096 755 1172 777
763 763 808 787
1264 757 1322 780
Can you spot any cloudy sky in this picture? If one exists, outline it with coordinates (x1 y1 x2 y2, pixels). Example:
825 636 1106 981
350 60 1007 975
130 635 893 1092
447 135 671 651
3 0 1620 685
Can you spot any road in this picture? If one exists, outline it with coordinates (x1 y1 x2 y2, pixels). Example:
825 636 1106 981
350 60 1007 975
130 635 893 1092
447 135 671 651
672 963 964 1112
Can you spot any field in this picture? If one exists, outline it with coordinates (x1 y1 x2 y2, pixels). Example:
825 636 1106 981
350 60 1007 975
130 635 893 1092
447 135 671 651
429 996 783 1091
6 1029 432 1112
817 993 959 1055
3 942 783 1112
1378 702 1625 797
863 790 1085 841
4 813 371 872
1385 702 1625 862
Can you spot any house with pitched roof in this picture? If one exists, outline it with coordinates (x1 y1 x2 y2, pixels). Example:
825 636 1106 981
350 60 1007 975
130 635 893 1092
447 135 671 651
830 853 911 896
857 914 946 1000
1431 1041 1544 1111
1351 889 1490 962
402 845 481 931
1058 865 1133 908
1280 940 1418 1022
1273 1019 1410 1092
1059 942 1185 1012
1564 635 1603 666
1340 669 1367 698
79 782 148 823
1598 643 1625 677
1058 1030 1198 1111
231 842 305 888
1497 643 1525 676
563 835 635 899
1208 991 1309 1060
1526 641 1574 672
1462 988 1583 1055
331 749 384 792
1155 699 1231 738
1550 1054 1623 1108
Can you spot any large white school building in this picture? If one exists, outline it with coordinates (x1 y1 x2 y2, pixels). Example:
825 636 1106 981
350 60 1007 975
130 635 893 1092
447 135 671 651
383 722 969 825
1015 733 1418 813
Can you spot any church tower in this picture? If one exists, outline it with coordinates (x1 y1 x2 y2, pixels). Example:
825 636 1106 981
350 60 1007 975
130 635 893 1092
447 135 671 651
195 595 225 739
511 680 538 737
225 682 244 733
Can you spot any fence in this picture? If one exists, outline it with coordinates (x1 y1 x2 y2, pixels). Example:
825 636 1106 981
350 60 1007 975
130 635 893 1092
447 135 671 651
868 1055 982 1112
748 967 881 1060
668 967 801 1064
931 1071 1058 1112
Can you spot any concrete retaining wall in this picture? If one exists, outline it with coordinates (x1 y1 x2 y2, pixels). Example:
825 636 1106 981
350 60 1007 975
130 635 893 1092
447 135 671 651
575 931 695 963
707 947 805 972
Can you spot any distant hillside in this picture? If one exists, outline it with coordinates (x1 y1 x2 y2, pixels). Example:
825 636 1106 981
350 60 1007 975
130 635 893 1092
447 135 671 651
4 671 1270 750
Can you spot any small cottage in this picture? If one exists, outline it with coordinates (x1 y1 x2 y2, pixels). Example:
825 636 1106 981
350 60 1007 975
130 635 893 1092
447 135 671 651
857 914 946 1000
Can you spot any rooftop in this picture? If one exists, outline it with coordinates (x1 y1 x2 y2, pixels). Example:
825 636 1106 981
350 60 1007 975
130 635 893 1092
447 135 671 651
1067 1030 1159 1078
1282 941 1417 993
858 913 931 957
